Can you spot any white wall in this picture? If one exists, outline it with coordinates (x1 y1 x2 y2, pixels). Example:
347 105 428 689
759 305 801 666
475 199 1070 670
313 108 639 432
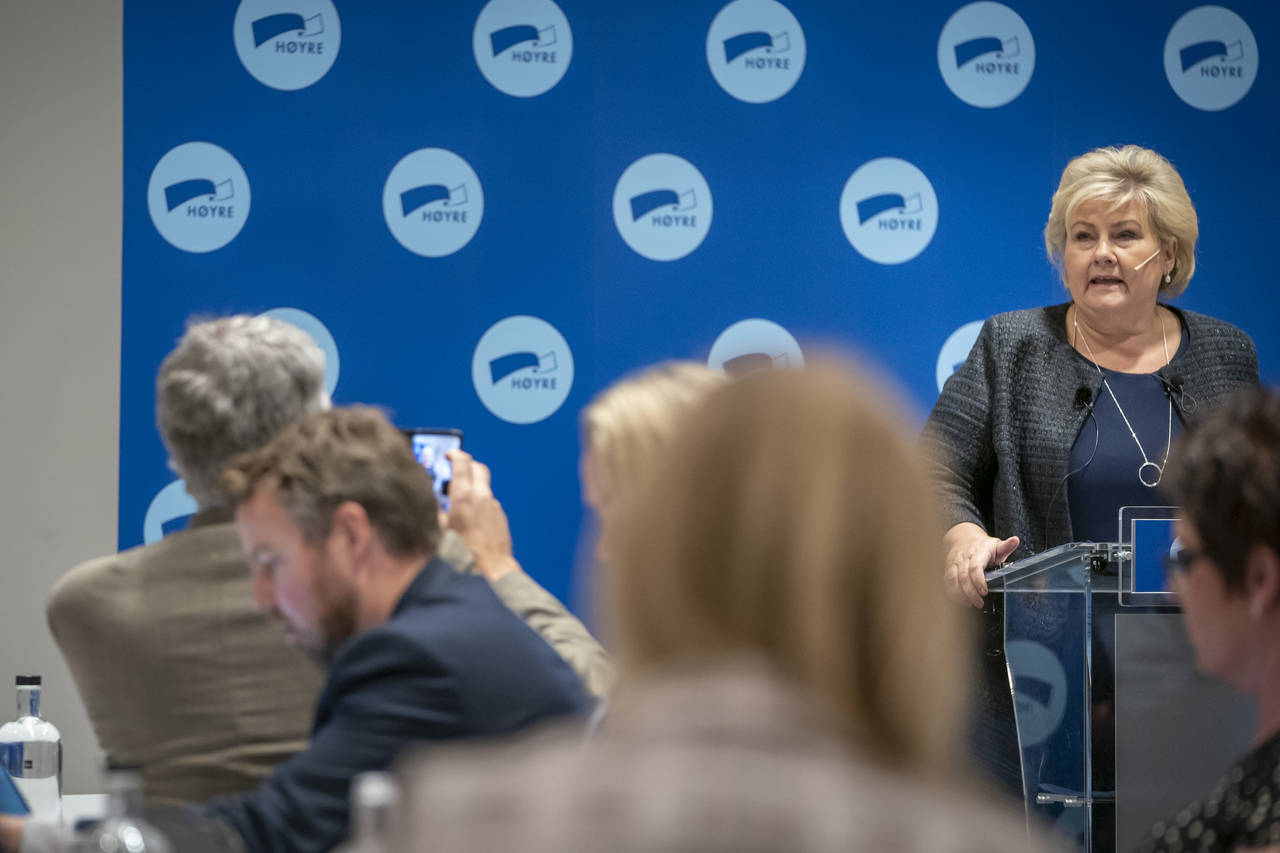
0 1 122 794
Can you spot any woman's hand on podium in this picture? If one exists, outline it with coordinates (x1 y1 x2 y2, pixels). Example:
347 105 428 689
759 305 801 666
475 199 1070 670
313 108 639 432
943 522 1019 608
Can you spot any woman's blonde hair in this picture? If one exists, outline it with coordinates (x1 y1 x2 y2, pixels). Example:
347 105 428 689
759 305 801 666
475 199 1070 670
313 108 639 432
580 360 727 509
608 359 968 772
1044 144 1198 296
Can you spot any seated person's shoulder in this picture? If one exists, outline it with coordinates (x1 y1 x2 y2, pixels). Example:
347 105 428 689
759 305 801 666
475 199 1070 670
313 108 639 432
329 566 582 683
870 773 1064 853
396 725 1057 853
47 549 132 628
48 522 246 634
388 564 542 649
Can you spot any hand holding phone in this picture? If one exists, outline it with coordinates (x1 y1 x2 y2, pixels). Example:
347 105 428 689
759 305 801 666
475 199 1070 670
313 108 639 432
444 449 521 583
402 428 463 512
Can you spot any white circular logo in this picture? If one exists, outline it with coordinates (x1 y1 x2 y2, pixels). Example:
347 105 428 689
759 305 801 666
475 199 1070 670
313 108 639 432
935 320 983 392
143 480 197 544
382 149 484 258
473 0 573 97
613 154 714 262
472 315 574 424
706 0 807 104
1005 640 1069 747
233 0 341 91
260 307 341 397
707 319 804 374
839 157 939 265
1164 5 1258 111
147 142 251 254
937 2 1035 108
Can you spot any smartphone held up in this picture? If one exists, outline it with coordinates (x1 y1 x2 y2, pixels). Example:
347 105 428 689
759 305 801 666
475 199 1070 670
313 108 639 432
402 428 463 512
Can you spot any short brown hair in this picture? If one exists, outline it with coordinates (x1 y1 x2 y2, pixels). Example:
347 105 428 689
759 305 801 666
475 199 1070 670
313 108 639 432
609 359 967 772
222 406 440 558
1164 386 1280 592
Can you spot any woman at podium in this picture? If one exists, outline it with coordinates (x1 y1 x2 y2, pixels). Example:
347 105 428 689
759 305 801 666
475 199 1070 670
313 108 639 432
920 145 1259 798
922 144 1257 608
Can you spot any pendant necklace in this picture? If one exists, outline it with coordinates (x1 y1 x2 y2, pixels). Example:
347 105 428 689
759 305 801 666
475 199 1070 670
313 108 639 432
1073 307 1173 488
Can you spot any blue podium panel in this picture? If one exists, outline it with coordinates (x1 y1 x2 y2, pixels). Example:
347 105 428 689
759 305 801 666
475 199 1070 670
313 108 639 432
123 1 1280 611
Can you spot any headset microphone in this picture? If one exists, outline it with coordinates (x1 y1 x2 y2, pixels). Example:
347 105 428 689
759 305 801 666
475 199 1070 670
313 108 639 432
1133 248 1162 270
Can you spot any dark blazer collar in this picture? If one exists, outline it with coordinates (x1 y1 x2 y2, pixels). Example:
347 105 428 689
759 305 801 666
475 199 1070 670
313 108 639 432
390 555 452 617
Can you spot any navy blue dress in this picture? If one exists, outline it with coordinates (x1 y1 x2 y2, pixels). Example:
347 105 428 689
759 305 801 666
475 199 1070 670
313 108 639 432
1067 332 1187 545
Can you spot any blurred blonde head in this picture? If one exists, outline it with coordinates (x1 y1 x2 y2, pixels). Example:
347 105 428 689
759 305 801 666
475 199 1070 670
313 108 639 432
580 362 727 558
1044 144 1198 296
609 359 967 771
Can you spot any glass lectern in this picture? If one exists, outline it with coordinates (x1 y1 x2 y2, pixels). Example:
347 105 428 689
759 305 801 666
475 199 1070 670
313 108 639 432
984 518 1255 853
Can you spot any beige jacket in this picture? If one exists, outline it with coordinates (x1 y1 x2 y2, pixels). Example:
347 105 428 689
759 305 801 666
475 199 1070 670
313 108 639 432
397 657 1055 853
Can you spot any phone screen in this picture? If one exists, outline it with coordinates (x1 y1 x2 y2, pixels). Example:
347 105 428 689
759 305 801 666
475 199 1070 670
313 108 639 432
405 429 463 512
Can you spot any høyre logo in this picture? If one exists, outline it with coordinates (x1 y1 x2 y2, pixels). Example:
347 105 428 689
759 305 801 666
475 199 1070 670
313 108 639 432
613 154 713 262
147 142 251 253
839 157 939 265
233 0 341 91
472 315 575 424
1164 6 1257 111
142 480 198 545
937 2 1035 108
707 319 804 375
473 0 573 97
382 148 484 258
1005 640 1069 747
706 0 806 104
936 320 983 393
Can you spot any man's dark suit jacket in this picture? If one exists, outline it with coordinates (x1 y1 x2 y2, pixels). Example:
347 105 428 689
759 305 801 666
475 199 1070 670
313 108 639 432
202 557 592 853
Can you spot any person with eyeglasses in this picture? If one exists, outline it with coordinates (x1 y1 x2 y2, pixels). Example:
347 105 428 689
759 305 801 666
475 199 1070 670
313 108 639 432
1134 386 1280 853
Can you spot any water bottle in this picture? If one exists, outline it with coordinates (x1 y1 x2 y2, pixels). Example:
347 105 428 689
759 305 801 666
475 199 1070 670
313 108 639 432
0 675 62 821
73 766 172 853
333 771 399 853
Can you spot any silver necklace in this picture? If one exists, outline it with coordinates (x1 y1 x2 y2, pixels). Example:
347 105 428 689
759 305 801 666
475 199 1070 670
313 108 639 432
1073 307 1173 488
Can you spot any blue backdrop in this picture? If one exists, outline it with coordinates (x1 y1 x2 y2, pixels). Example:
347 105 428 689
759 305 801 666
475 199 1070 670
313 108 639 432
121 0 1279 614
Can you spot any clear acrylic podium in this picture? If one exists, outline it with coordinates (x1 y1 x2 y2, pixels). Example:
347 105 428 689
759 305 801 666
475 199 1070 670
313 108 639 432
986 542 1111 850
984 540 1255 853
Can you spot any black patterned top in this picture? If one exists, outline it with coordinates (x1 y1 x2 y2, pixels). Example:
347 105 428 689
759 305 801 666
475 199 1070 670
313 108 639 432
1136 728 1280 852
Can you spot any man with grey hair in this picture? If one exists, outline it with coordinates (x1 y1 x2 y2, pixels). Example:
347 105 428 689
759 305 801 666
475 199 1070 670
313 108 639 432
45 314 608 809
155 315 331 510
47 315 330 806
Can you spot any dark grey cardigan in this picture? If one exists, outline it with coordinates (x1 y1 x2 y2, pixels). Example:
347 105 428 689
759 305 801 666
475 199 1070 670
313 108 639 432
920 303 1258 558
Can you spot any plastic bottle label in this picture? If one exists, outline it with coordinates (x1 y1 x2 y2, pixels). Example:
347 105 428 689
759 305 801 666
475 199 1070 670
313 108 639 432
0 742 59 778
